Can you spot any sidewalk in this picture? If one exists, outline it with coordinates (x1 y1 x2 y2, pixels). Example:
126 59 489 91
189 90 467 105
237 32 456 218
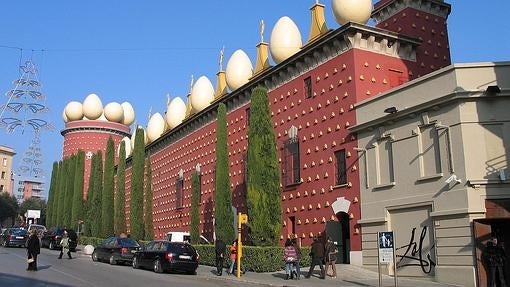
77 245 460 287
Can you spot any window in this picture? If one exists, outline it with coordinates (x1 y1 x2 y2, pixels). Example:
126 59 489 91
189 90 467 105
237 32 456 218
419 125 441 176
1 171 4 179
282 137 300 187
287 216 296 236
2 158 6 167
245 107 251 127
176 175 184 210
335 149 347 185
375 139 395 185
304 76 312 99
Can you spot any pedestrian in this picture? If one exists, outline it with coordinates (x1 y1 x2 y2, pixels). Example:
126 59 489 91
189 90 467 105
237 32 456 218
59 230 72 259
483 237 507 287
214 238 226 276
26 229 40 271
291 236 302 279
305 236 325 279
283 238 298 280
324 236 338 278
227 239 237 275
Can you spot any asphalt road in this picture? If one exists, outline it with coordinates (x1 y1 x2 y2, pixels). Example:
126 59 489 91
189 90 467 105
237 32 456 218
0 245 269 287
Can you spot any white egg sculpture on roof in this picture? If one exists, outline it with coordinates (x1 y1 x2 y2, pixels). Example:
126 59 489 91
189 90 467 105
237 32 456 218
332 0 372 25
147 112 165 142
130 126 148 150
270 16 302 64
166 97 186 129
64 101 84 122
62 109 69 123
190 76 214 113
104 102 124 123
121 102 135 126
82 93 103 120
118 136 132 158
226 49 253 91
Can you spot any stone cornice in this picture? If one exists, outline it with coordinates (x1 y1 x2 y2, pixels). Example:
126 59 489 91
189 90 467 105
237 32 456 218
143 23 420 159
372 0 451 23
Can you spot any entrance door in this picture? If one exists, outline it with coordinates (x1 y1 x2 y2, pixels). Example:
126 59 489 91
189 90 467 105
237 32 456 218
326 212 350 263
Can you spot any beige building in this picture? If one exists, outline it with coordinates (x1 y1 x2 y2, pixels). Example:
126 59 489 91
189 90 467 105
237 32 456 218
0 145 15 195
351 62 510 287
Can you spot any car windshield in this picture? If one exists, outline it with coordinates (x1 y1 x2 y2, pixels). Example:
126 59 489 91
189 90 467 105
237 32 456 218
117 238 139 247
11 229 27 235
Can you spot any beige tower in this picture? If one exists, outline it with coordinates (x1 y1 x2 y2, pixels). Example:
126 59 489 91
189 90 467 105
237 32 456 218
0 146 16 195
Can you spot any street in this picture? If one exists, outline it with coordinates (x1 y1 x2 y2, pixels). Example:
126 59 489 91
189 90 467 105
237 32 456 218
0 246 268 287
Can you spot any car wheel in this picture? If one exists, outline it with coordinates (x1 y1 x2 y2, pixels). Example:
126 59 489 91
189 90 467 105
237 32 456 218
49 241 55 250
132 256 139 269
92 251 98 262
109 255 116 265
153 259 163 273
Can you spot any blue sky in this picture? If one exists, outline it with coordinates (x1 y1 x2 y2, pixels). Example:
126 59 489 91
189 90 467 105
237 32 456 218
0 0 508 196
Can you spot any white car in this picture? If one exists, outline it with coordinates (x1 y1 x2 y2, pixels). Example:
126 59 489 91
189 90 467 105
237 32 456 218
166 231 210 244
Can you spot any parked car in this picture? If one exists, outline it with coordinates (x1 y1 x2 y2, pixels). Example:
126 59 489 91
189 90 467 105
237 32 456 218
92 236 140 265
166 231 210 244
132 240 199 274
0 228 28 247
41 228 78 251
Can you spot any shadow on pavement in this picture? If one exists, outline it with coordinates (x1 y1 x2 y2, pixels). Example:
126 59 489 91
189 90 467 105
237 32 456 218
0 272 73 287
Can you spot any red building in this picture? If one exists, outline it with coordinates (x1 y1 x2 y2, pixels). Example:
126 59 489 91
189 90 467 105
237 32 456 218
62 0 452 266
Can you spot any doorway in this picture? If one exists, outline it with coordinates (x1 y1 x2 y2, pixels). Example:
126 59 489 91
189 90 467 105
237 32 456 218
326 212 350 263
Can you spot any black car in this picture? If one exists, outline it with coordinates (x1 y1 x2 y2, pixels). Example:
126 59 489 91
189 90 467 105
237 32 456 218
0 228 28 247
132 240 199 274
92 236 140 265
41 228 78 251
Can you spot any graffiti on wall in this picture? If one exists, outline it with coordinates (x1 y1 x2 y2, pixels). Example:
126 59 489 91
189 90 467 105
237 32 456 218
396 226 436 274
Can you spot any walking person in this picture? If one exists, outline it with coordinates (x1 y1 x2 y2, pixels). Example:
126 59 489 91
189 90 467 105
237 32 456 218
214 238 226 276
26 229 40 271
305 236 325 279
227 240 237 275
324 237 338 279
59 230 72 259
283 239 298 280
484 237 507 287
291 236 302 279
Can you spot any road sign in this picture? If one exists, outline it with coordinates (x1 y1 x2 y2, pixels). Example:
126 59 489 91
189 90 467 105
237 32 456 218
378 231 394 263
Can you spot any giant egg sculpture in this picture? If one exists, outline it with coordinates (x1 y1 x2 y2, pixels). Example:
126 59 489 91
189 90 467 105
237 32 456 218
82 93 103 120
147 112 165 142
166 97 186 129
64 101 84 122
62 109 69 123
225 49 253 91
121 102 135 126
190 76 214 113
332 0 372 25
270 16 302 64
104 102 124 123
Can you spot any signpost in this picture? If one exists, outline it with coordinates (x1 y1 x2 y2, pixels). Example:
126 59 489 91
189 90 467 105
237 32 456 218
377 231 398 287
237 212 248 278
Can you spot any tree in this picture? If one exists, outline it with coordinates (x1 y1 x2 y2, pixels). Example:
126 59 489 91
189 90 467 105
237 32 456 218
0 193 18 226
19 197 46 225
114 141 127 235
46 161 59 227
56 159 67 226
246 86 281 246
89 151 103 237
130 127 145 240
143 156 153 241
102 137 115 237
84 154 97 237
214 103 235 242
190 171 200 244
71 150 85 231
64 155 77 227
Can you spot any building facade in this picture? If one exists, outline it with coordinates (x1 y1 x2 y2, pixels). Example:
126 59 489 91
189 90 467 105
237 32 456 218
0 145 15 195
13 176 45 201
351 62 510 287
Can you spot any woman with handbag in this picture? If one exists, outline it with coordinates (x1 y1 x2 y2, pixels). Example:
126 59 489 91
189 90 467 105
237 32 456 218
26 229 40 271
283 239 298 280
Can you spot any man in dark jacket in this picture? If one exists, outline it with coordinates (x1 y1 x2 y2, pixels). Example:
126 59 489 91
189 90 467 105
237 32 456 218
484 238 507 287
305 236 325 279
215 238 227 276
26 229 40 271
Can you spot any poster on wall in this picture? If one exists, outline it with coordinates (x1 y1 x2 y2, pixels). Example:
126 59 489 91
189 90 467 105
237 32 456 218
378 231 394 263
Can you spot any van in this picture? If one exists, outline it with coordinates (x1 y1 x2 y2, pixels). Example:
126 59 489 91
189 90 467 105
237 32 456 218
166 231 210 244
